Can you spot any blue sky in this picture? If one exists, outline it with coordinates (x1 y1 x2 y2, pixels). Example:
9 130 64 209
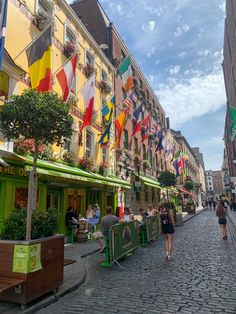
69 0 226 170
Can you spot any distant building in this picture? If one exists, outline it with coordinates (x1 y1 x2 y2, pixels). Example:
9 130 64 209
206 170 224 200
192 147 207 201
205 170 214 200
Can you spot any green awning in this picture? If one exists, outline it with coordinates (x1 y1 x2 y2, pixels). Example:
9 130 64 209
24 157 131 189
134 173 161 189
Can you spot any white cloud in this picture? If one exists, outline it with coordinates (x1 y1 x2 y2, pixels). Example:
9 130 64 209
142 20 156 33
116 4 124 15
146 46 156 57
157 69 226 128
170 65 180 75
174 24 190 37
178 51 186 59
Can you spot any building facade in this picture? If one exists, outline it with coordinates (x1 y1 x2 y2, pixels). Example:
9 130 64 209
222 0 236 198
205 170 214 200
0 0 133 233
71 0 167 213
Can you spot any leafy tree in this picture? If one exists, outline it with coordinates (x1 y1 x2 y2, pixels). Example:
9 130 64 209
158 171 176 187
184 180 195 191
0 89 73 239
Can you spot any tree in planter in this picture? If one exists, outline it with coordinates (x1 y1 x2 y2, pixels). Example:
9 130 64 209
0 89 73 240
158 171 177 200
184 180 195 191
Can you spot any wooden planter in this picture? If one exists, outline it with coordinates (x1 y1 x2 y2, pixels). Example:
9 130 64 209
0 235 64 308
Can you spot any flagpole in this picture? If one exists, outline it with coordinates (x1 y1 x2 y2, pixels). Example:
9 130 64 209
13 25 52 62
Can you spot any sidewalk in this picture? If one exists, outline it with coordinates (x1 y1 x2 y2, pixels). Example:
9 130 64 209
0 240 101 314
0 208 207 314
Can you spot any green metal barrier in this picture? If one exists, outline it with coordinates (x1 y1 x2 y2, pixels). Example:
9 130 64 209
139 223 148 246
146 215 160 242
110 221 140 268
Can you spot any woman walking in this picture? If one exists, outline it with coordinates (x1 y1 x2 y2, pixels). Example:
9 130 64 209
159 202 175 260
216 200 228 240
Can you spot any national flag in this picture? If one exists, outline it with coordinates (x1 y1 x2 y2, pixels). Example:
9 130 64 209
132 103 142 136
101 95 115 123
178 155 184 174
123 91 134 112
26 26 52 91
0 0 8 70
142 112 151 127
150 124 159 137
56 54 78 101
172 159 179 177
155 129 164 151
114 111 127 148
117 56 133 93
229 106 236 140
98 123 111 145
141 126 148 143
81 73 95 131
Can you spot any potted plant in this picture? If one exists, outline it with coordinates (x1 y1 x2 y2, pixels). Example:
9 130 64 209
14 138 46 156
83 63 95 78
67 94 78 107
63 41 76 58
97 80 112 95
34 9 54 32
98 163 108 176
0 208 64 308
79 156 95 172
62 151 77 166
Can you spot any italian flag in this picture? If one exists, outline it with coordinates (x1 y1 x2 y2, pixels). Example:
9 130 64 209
118 56 133 93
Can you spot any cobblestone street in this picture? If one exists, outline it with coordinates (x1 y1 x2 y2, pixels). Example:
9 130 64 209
38 211 236 314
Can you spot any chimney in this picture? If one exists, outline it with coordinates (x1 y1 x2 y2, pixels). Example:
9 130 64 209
166 117 170 129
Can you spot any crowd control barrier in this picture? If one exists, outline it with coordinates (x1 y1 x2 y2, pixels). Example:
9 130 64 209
146 215 160 242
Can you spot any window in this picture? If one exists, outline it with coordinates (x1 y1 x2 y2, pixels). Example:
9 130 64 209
85 130 93 158
101 69 108 82
131 66 135 77
102 148 107 163
65 26 76 44
121 50 126 62
123 129 129 150
134 137 138 154
146 90 149 100
86 51 94 66
142 144 146 160
155 154 158 167
149 149 153 169
139 79 143 89
37 0 52 13
46 193 60 213
136 191 140 201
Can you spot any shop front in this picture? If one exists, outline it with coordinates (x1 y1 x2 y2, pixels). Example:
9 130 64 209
0 151 131 235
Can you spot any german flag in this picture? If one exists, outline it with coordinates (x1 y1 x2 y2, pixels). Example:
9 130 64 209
26 26 52 91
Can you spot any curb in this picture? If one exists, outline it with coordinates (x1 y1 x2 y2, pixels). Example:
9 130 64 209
183 208 205 223
22 260 86 314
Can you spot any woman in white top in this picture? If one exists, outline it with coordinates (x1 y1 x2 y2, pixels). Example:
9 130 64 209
122 207 134 222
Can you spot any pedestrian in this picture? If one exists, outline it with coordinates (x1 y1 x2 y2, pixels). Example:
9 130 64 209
65 206 80 236
213 201 216 210
159 202 175 260
216 200 228 240
209 200 212 210
205 201 208 209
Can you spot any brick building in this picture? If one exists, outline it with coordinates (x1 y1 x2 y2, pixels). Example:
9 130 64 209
71 0 167 212
222 0 236 197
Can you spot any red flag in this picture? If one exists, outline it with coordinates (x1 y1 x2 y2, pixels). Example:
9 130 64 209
81 73 95 131
56 54 78 101
143 113 151 127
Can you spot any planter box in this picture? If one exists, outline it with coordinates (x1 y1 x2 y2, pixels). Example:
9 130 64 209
0 235 64 307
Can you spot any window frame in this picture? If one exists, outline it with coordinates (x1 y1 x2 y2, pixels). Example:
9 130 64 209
85 50 95 67
36 0 53 14
64 25 76 45
85 129 94 159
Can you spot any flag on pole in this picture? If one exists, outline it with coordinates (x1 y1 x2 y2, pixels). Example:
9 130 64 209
229 106 236 141
81 73 95 131
0 0 8 69
26 26 52 91
123 91 134 112
132 103 142 136
98 123 111 145
142 112 151 127
101 95 115 123
141 126 148 143
117 56 133 93
114 111 127 149
56 54 78 101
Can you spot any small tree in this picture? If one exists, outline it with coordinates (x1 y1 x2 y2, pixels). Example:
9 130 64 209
184 180 195 191
158 171 176 187
0 89 73 240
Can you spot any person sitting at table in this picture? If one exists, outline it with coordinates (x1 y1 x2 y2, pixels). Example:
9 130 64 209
85 203 100 233
65 206 80 235
121 206 134 222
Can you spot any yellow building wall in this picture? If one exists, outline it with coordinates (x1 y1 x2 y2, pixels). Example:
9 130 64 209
4 0 115 171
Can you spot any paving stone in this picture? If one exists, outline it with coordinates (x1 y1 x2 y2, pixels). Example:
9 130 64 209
37 211 236 314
